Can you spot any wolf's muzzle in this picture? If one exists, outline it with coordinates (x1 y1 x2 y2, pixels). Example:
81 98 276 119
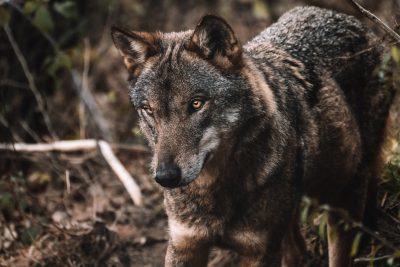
155 163 181 188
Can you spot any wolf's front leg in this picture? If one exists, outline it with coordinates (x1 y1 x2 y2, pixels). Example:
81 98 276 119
165 218 210 267
165 239 209 267
233 230 284 267
238 243 283 267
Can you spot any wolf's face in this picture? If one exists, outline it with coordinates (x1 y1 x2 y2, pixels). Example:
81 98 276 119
112 16 254 188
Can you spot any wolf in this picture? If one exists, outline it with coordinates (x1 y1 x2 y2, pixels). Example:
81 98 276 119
111 6 395 267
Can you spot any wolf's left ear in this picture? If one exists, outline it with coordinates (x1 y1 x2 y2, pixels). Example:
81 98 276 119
187 15 242 68
111 26 159 76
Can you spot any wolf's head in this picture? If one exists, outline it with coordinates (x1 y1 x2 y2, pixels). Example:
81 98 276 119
111 16 263 188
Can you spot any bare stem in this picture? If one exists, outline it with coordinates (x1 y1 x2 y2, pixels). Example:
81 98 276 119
71 38 114 141
349 0 400 43
311 199 400 253
3 24 58 140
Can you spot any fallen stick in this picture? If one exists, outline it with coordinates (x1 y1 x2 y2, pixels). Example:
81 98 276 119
0 140 149 153
98 140 142 206
354 254 394 263
0 139 143 206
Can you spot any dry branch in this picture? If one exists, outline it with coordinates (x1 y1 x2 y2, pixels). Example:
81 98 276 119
349 0 400 43
3 24 57 140
98 140 143 206
354 254 394 264
71 39 114 141
0 139 143 206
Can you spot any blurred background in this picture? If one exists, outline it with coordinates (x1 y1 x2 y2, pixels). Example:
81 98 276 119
0 0 399 266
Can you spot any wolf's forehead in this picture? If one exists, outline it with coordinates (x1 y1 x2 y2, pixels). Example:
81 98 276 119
131 67 194 104
130 30 228 103
160 30 192 44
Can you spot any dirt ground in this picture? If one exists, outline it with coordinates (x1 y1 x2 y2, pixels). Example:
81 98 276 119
1 136 400 266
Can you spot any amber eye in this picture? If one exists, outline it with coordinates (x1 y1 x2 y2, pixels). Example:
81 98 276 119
191 99 204 110
141 105 153 116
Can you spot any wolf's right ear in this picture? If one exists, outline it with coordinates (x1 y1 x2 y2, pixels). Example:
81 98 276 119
187 15 242 69
111 26 159 76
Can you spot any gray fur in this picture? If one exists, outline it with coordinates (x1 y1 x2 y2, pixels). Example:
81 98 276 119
111 6 395 267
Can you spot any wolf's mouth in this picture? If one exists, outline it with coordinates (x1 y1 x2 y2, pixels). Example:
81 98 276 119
201 152 211 170
161 152 213 189
172 152 212 189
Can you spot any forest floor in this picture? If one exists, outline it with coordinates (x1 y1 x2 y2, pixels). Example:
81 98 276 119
1 128 400 267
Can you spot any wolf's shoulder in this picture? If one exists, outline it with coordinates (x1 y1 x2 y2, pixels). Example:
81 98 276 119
244 6 378 74
245 6 369 51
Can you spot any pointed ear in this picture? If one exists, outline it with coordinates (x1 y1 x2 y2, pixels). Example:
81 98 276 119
111 26 160 76
186 15 242 68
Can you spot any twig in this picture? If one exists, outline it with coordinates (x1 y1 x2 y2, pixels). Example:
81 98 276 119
0 139 100 152
0 140 149 153
0 114 23 143
303 196 400 255
3 24 58 140
0 139 143 206
7 1 58 50
354 254 395 263
20 121 42 143
73 38 113 141
65 170 71 195
352 221 400 252
0 79 30 90
98 140 143 206
349 0 400 43
316 203 400 252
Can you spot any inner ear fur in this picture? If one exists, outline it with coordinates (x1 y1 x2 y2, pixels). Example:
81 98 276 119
187 15 242 68
111 26 160 75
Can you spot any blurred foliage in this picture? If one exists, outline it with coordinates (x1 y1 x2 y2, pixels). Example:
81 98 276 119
0 0 115 144
381 148 400 219
0 6 11 26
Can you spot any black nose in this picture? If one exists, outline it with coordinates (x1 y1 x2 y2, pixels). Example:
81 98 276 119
155 164 181 188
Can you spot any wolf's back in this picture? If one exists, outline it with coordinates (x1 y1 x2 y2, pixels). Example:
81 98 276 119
246 6 395 165
246 6 381 86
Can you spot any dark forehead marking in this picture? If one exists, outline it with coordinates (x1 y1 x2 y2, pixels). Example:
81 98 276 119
175 43 185 65
155 44 177 119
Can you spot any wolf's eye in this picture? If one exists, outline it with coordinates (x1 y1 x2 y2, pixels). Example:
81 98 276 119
191 99 204 111
141 105 153 116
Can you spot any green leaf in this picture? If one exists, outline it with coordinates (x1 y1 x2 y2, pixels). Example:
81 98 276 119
300 204 309 224
106 91 116 103
46 51 72 76
318 212 328 241
23 1 38 14
53 1 77 19
33 5 54 32
253 0 269 19
20 225 42 245
0 192 13 210
391 46 400 64
130 2 144 15
392 250 400 258
0 6 10 26
351 232 362 256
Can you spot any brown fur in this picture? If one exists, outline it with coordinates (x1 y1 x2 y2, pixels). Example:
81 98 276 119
111 6 396 267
